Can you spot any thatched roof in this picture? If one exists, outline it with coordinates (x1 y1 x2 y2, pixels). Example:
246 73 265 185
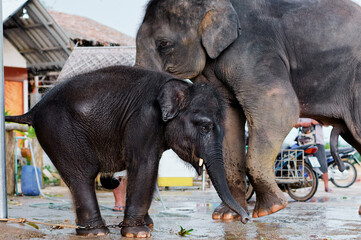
48 10 135 47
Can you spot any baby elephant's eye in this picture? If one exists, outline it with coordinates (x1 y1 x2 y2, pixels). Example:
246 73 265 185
200 124 212 133
159 41 169 48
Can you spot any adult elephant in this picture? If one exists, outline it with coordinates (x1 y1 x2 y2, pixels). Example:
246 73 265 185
136 0 361 219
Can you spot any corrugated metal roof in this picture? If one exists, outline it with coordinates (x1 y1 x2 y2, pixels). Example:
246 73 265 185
3 0 71 73
57 46 135 82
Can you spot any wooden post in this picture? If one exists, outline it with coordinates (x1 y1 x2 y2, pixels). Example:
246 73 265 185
5 123 29 195
5 130 15 195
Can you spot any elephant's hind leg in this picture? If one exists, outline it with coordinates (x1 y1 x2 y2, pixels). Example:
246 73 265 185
36 126 108 236
343 90 361 153
60 160 108 235
340 126 361 156
71 178 109 236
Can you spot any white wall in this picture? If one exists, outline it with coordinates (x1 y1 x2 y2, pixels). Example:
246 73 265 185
3 37 27 68
158 150 197 178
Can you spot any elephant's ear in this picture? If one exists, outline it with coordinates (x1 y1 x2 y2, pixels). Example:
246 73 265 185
200 2 240 59
157 79 192 122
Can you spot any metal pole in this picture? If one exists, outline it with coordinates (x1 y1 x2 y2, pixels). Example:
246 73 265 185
201 165 206 191
0 0 8 219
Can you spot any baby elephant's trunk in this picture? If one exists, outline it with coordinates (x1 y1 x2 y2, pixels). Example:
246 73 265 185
205 150 250 223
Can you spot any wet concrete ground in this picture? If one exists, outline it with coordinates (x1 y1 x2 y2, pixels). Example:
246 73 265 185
1 179 361 240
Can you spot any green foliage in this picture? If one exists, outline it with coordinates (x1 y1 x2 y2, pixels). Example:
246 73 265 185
5 110 11 123
27 126 36 139
15 126 36 139
178 226 193 236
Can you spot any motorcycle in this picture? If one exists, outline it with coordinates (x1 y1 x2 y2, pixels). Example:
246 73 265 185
326 147 360 188
246 143 320 202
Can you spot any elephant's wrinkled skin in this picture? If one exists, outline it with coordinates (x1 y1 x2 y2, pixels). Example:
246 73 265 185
5 66 249 238
136 0 361 219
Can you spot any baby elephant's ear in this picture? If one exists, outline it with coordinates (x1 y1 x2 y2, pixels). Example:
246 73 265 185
157 79 192 122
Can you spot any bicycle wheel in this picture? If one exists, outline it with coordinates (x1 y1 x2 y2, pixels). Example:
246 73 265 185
330 161 357 188
286 163 318 201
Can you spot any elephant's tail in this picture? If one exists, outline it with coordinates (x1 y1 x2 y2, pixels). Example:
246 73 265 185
5 112 33 125
100 173 120 189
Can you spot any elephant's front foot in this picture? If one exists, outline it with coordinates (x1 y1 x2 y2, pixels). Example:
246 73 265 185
252 190 288 218
76 226 109 236
121 218 151 238
212 203 242 220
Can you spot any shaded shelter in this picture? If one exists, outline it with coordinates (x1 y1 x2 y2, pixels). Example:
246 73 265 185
57 46 135 82
3 0 71 74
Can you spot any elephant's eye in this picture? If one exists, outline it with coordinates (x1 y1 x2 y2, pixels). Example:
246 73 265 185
157 40 172 52
159 41 169 48
200 124 212 134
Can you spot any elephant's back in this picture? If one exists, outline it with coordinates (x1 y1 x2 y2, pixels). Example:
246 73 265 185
62 65 168 98
33 65 170 138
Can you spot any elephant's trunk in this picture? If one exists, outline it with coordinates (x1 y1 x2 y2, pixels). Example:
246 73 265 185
205 149 250 224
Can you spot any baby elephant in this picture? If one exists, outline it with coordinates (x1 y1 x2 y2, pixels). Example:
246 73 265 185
6 66 249 237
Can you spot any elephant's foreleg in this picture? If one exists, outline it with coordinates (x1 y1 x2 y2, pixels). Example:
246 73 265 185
244 83 299 218
212 103 248 220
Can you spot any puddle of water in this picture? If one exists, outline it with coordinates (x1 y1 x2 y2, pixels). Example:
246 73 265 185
159 211 192 217
28 202 113 211
310 196 330 202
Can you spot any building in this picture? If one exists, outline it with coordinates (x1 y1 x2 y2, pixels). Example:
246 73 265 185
3 0 71 113
49 10 135 47
3 0 136 114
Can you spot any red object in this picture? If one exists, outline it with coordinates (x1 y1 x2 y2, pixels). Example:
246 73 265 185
305 147 318 154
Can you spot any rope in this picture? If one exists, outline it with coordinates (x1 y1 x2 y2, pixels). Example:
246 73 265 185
0 217 78 229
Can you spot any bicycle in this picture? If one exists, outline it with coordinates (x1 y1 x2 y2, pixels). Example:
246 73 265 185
326 147 359 188
246 144 319 202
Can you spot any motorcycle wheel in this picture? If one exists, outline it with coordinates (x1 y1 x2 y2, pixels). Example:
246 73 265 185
330 161 357 188
286 162 318 202
246 177 255 201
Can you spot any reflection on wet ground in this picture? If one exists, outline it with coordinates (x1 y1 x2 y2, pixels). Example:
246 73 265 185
1 180 361 239
310 196 330 202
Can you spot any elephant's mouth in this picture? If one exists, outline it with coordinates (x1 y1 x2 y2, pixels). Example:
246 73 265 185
192 157 204 176
165 66 200 80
